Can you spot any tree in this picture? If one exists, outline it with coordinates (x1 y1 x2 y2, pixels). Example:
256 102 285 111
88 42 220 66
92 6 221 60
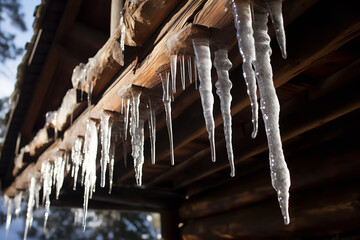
0 0 27 63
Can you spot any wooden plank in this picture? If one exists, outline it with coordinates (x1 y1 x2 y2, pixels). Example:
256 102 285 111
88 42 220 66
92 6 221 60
178 127 360 220
180 179 360 239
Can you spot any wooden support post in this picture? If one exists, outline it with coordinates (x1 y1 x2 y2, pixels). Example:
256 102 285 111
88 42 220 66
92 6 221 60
111 0 124 37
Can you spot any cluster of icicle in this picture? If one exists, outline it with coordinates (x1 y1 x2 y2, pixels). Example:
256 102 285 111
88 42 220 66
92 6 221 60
162 0 290 224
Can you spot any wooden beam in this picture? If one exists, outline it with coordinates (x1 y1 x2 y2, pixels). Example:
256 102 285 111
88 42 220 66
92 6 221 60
178 127 360 220
180 179 360 239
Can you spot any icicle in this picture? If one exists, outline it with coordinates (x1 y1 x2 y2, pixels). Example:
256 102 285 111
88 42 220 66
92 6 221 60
192 39 216 163
187 57 193 84
100 111 112 188
24 177 37 240
54 153 65 200
82 119 98 230
130 115 145 186
109 140 115 194
129 89 145 185
14 191 22 217
231 0 259 138
120 13 126 52
193 56 198 89
265 0 287 59
170 55 177 93
72 63 87 92
124 98 130 140
41 161 54 230
214 48 235 177
253 4 290 225
120 97 124 114
4 196 13 237
71 137 83 190
147 100 156 165
158 69 175 165
180 55 186 90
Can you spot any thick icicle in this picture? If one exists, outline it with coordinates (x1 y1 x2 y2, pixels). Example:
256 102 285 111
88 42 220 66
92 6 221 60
54 153 65 199
41 161 54 230
265 0 287 59
71 137 83 190
131 90 141 128
192 39 216 162
231 0 259 138
180 55 186 90
170 55 177 93
14 191 22 217
24 177 37 240
82 119 98 230
214 48 235 177
253 4 290 225
187 57 192 84
147 100 156 164
158 69 175 165
4 195 13 237
100 111 112 188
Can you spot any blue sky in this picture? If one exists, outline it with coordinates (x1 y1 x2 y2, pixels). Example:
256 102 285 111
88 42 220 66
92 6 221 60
0 0 41 98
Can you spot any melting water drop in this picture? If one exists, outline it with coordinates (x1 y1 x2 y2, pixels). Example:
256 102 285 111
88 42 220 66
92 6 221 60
192 38 216 163
214 48 235 177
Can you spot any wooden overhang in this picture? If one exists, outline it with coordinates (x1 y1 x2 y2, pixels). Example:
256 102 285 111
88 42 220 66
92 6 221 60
1 0 360 239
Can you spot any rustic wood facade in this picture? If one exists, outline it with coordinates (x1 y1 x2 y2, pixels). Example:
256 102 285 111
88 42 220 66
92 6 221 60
1 0 360 239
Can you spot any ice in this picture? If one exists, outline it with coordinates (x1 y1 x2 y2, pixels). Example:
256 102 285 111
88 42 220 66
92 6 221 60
147 100 156 164
71 63 86 91
41 161 54 230
108 140 115 194
129 90 145 185
192 39 216 162
46 111 58 139
71 137 83 190
4 195 13 237
187 57 192 84
100 111 112 188
54 153 65 200
24 177 37 240
265 0 287 59
82 119 98 229
170 55 177 93
214 48 235 177
120 13 126 52
231 0 259 138
158 69 175 165
14 191 22 217
56 89 78 131
124 98 130 140
180 55 186 90
86 58 98 108
253 4 290 225
193 56 198 89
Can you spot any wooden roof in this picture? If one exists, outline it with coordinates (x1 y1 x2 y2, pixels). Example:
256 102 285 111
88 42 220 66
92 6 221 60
1 0 360 239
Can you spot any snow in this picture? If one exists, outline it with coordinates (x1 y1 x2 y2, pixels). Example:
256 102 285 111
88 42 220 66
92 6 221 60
192 38 216 163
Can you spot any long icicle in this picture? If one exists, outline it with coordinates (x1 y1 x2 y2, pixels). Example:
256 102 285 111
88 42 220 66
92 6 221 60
82 119 98 230
41 160 54 230
231 0 259 138
214 48 235 177
192 39 216 163
265 0 287 59
180 55 186 90
253 3 290 225
100 111 112 188
158 69 175 165
24 177 37 240
4 196 13 237
147 99 156 165
170 55 177 93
